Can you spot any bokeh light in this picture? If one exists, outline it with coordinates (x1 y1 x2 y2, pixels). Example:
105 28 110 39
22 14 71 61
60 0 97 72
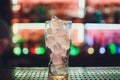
30 47 36 54
23 48 29 55
70 45 80 56
35 47 45 55
116 47 120 54
12 36 18 43
109 43 116 55
12 4 21 12
99 47 106 54
12 0 18 4
13 47 21 56
18 37 24 43
88 47 94 55
118 47 120 54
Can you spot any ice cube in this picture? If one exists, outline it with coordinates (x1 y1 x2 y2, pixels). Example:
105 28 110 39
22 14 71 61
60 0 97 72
51 45 67 57
61 50 67 57
55 64 67 75
54 43 62 54
47 27 53 35
46 35 56 49
47 26 59 35
50 53 63 65
62 39 70 50
55 33 70 50
49 64 67 75
55 34 65 43
51 16 59 21
51 21 59 28
50 16 64 29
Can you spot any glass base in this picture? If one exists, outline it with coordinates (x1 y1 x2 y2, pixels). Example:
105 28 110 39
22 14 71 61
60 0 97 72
48 75 68 80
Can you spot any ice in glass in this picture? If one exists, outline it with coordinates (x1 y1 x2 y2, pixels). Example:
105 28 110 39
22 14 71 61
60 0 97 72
45 16 72 80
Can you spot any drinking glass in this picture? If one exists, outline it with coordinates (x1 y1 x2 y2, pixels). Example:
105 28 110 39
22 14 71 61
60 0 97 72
45 19 72 80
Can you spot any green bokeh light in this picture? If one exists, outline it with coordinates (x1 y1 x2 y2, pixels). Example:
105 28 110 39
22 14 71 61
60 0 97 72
70 45 80 56
35 47 45 55
13 47 21 56
37 6 48 13
109 43 116 55
18 37 24 43
23 48 29 55
12 36 18 43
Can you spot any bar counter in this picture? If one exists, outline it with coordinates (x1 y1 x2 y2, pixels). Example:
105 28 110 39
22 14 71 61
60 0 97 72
0 67 120 80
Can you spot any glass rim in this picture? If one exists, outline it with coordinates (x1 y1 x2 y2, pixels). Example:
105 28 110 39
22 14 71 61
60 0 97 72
46 20 72 23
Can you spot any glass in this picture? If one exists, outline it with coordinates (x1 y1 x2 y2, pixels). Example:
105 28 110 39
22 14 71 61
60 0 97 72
45 20 72 80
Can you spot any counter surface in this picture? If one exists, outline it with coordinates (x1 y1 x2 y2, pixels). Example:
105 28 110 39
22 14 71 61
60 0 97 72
0 67 120 80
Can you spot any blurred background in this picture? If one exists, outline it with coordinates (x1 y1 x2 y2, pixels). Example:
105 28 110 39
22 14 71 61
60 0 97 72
0 0 120 67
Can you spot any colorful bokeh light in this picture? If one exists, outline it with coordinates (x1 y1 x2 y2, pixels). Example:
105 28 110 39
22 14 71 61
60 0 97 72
13 47 21 56
70 45 80 56
12 36 18 43
88 47 94 55
116 47 120 54
18 37 24 43
30 47 36 54
35 47 45 55
23 48 29 55
109 43 116 55
99 47 106 54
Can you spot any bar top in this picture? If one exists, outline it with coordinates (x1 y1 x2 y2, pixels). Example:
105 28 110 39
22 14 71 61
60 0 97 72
0 67 120 80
